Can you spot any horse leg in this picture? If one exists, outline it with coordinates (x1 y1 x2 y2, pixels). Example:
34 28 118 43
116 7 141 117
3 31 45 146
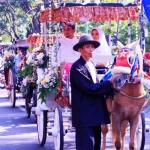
101 98 112 150
112 114 122 150
101 125 109 150
129 115 140 150
120 120 128 150
106 98 112 113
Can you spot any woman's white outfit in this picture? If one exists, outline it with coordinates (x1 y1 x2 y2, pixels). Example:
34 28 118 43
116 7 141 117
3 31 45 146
91 27 111 56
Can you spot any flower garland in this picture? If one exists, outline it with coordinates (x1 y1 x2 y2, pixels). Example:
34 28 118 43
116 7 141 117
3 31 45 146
37 42 62 103
35 45 49 69
3 50 15 69
17 54 37 96
38 66 62 103
111 46 119 55
18 44 49 77
18 44 49 96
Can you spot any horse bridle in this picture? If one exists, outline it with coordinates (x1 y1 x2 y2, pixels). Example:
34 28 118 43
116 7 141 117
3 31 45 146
112 52 146 99
114 75 146 99
118 90 146 99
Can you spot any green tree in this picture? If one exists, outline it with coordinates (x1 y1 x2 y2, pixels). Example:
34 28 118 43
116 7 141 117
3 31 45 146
0 0 50 42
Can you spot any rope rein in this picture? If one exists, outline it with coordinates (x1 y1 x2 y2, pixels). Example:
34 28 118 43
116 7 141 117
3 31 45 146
118 90 146 99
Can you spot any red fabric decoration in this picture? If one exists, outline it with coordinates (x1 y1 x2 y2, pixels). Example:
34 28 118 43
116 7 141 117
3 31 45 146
116 49 134 69
39 6 139 22
144 52 150 60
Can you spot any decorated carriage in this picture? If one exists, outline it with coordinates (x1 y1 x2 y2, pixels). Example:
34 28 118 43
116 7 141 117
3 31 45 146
0 42 12 89
0 40 29 107
23 0 150 150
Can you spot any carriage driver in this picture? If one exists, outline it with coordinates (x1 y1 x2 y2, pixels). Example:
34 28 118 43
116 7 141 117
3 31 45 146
70 35 114 150
58 22 80 62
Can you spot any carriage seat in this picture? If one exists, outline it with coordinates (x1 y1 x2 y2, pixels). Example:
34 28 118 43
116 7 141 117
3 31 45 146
93 55 115 81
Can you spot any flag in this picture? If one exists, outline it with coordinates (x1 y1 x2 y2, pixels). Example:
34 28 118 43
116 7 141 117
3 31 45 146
142 0 150 22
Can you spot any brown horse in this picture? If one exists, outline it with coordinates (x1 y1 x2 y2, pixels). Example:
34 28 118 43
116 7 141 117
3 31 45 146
101 41 146 150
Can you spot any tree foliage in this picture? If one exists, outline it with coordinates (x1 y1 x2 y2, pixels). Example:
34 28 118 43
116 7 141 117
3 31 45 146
0 0 50 42
1 0 150 52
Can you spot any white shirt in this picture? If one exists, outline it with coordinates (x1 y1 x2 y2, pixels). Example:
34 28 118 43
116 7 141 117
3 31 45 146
58 37 80 62
87 61 97 83
15 54 22 68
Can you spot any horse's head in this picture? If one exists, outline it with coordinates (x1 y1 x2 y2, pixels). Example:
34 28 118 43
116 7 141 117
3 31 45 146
112 41 143 89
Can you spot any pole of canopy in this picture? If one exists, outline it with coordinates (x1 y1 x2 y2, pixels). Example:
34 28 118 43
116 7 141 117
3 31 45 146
135 20 139 41
86 22 88 34
116 0 120 41
128 17 131 44
43 22 48 56
55 23 60 66
39 2 48 55
116 20 120 41
140 4 145 53
108 19 112 49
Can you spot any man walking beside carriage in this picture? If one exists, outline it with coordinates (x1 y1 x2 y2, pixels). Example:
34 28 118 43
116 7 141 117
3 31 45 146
70 35 114 150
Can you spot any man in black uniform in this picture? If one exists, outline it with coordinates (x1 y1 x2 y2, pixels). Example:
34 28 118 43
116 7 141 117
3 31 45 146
70 35 113 150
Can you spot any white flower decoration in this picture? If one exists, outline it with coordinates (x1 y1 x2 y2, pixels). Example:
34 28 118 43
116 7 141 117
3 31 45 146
22 78 27 86
44 74 50 82
37 53 44 60
26 55 33 65
36 68 45 84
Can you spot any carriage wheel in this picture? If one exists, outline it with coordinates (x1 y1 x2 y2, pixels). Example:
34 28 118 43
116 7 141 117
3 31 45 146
33 88 37 107
25 86 37 118
37 110 47 146
136 112 145 150
25 96 31 118
8 68 16 107
32 88 37 119
53 104 64 150
25 86 32 118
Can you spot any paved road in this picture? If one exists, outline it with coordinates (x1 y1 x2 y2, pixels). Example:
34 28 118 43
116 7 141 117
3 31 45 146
0 90 150 150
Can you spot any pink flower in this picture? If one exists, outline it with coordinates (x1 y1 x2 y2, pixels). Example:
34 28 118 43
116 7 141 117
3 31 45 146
22 78 27 86
38 59 44 65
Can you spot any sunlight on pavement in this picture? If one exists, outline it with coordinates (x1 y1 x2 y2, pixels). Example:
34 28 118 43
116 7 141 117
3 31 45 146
0 126 11 132
0 132 37 138
16 124 36 128
0 101 11 107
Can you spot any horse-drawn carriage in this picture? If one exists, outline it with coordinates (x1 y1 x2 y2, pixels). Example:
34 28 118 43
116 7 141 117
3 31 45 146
21 0 150 150
0 40 30 107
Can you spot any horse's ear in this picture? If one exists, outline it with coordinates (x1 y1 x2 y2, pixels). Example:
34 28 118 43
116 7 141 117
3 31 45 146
130 40 140 50
117 41 124 49
131 39 143 77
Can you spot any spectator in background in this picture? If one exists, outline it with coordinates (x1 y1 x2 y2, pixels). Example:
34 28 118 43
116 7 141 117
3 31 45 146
15 47 23 71
143 52 150 77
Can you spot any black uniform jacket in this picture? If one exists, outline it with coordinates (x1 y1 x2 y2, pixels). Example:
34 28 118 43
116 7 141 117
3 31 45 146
70 56 112 127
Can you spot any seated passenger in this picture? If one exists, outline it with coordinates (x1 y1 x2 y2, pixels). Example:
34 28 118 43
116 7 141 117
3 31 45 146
58 22 80 63
58 22 80 80
91 27 112 74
